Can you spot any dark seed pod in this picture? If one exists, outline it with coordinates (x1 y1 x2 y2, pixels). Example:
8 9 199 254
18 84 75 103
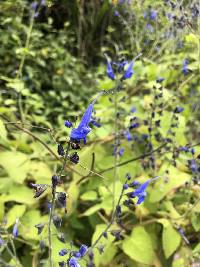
52 175 59 188
57 192 67 210
69 152 79 164
57 144 65 156
53 215 62 228
39 240 45 251
35 223 45 235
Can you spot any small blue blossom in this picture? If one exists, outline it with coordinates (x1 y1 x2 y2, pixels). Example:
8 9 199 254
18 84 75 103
74 252 81 258
70 103 94 144
128 177 159 204
145 23 154 32
141 134 148 140
182 59 189 75
118 147 125 157
13 219 19 238
178 227 190 244
113 60 128 73
179 146 189 152
68 257 80 267
0 236 4 247
191 148 195 155
41 0 46 6
122 61 134 80
90 119 101 128
166 13 173 20
130 106 137 113
156 77 165 83
31 1 38 10
114 10 120 17
79 244 88 257
59 249 68 256
105 54 115 80
123 183 129 190
174 106 184 113
65 120 73 128
129 122 140 129
150 10 157 20
188 159 198 173
129 181 140 187
124 130 132 141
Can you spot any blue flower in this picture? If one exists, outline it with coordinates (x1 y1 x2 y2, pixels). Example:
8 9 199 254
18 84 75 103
70 103 94 144
130 106 137 113
90 119 101 128
114 10 120 17
188 159 198 173
174 106 184 113
68 257 80 267
128 177 159 204
150 10 157 20
59 249 68 256
13 219 19 238
156 77 165 83
105 54 115 80
31 1 38 10
0 236 4 246
65 120 73 128
118 147 125 157
79 244 88 257
41 0 46 6
124 130 132 141
123 183 129 190
122 61 134 80
182 59 189 75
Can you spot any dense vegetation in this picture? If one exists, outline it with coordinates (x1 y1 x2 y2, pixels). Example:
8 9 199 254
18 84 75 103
0 0 200 266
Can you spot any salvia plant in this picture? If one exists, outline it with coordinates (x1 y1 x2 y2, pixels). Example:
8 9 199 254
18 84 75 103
0 0 200 267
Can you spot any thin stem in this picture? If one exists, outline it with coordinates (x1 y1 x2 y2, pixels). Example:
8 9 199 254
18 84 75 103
47 188 56 267
5 242 22 267
47 143 70 267
112 89 118 212
17 11 35 123
90 179 127 251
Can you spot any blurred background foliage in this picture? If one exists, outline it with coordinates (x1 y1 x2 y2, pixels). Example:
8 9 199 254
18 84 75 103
0 0 200 266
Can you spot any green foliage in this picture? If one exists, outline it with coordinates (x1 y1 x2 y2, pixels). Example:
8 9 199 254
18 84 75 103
122 226 155 264
0 0 200 266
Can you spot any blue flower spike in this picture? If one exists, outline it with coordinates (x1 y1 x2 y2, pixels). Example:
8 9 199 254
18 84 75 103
68 257 80 267
104 53 116 80
182 59 189 75
131 176 159 204
70 103 94 144
13 218 19 238
79 244 88 257
121 53 142 80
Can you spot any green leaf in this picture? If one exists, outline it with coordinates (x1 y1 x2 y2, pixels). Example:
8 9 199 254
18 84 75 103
161 221 181 258
191 213 200 231
81 204 102 217
0 201 4 221
172 258 184 267
149 165 190 202
20 210 48 240
0 151 30 183
6 204 26 228
81 190 97 201
122 226 155 264
4 184 37 205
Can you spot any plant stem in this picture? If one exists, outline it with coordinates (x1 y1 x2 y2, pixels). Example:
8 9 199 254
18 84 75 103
17 11 35 123
47 143 70 267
